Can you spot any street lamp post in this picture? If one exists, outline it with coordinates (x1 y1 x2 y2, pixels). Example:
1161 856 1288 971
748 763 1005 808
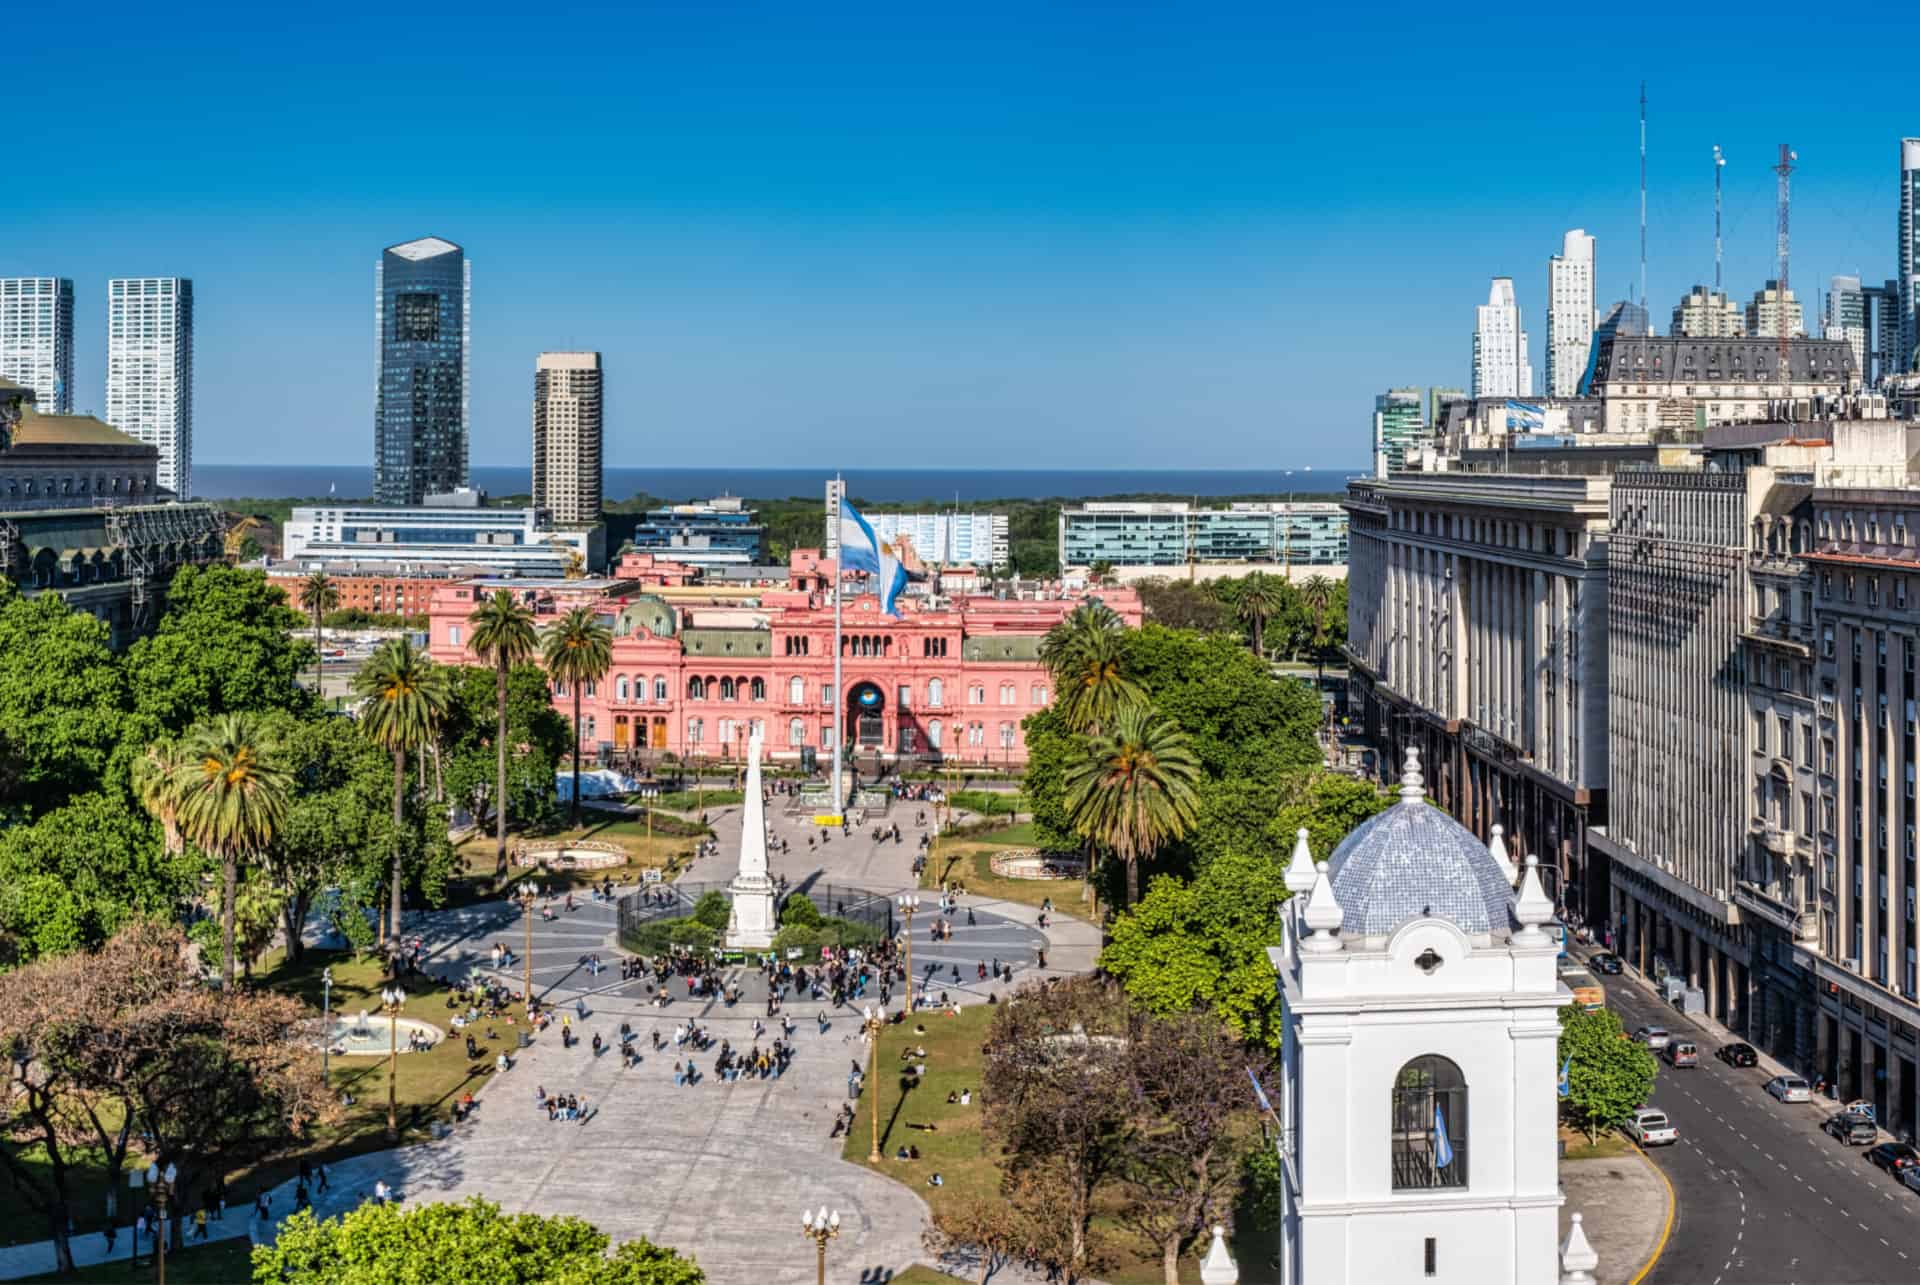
144 1162 176 1285
380 986 406 1141
897 894 921 1010
517 881 538 1021
320 966 334 1087
861 1003 885 1163
799 1206 840 1285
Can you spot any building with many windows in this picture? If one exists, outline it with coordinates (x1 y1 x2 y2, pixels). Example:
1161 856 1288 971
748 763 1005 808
532 351 603 526
105 277 192 498
626 497 770 568
1747 281 1808 339
1372 388 1426 477
1671 285 1745 339
821 499 1008 569
1471 277 1532 399
1826 275 1869 378
282 494 601 578
1058 501 1347 574
1546 230 1595 399
1898 139 1920 376
0 278 73 413
1586 334 1858 435
375 237 469 505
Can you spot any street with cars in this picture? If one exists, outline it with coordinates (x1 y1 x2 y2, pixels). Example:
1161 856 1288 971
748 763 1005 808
1581 950 1920 1283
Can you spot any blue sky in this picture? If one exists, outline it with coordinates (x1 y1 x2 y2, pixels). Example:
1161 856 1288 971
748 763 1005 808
6 2 1916 471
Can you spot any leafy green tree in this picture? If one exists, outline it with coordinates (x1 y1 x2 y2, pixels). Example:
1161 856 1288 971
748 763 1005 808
169 712 292 988
1017 705 1082 853
124 565 313 733
1132 578 1231 633
253 1197 704 1284
1064 704 1202 907
466 590 541 874
262 709 396 962
1099 850 1291 1049
0 582 128 809
1119 625 1321 780
1273 772 1391 865
542 607 614 826
1558 1005 1659 1144
352 638 452 948
779 894 822 927
691 890 732 933
1041 602 1144 735
301 570 339 700
0 792 185 968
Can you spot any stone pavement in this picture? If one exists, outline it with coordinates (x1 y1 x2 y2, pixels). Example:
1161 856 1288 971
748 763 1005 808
1560 1150 1670 1285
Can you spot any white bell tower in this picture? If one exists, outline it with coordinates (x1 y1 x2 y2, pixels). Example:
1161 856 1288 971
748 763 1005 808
1269 750 1570 1284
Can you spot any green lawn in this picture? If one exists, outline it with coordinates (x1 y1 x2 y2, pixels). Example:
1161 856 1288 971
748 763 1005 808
21 1237 253 1284
447 813 706 903
640 788 745 812
922 833 1092 916
840 1005 1212 1284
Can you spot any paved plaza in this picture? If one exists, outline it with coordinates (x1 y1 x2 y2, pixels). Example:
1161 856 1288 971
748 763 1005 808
0 797 1096 1283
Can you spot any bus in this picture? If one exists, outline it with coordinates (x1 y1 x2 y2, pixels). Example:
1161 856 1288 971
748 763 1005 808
1558 966 1605 1012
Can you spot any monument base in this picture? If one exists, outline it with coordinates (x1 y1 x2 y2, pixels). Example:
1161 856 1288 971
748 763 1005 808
725 875 779 950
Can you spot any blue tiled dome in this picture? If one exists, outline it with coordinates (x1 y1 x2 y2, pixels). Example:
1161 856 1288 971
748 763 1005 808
1326 752 1516 936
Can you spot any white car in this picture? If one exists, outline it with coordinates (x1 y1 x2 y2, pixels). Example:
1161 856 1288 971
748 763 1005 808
1624 1108 1678 1147
1766 1074 1813 1103
1632 1026 1671 1051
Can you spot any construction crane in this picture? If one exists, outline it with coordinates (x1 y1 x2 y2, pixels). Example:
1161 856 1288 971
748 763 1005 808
224 514 266 560
1774 144 1797 385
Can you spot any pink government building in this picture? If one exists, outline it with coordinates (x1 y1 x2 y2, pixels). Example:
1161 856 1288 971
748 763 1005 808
426 549 1142 768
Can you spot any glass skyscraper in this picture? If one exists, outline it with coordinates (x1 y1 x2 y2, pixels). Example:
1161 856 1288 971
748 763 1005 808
374 237 469 505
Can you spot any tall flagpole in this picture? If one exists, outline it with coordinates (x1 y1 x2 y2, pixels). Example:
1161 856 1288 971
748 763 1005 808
831 473 845 817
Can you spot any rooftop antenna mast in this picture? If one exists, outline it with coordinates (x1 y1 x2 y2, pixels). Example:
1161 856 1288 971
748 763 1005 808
1774 143 1797 371
1638 82 1648 310
1713 144 1725 293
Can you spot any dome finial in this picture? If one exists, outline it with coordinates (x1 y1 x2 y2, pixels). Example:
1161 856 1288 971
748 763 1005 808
1559 1210 1599 1285
1302 860 1345 952
1284 827 1317 895
1514 853 1555 940
1488 823 1519 885
1398 746 1426 804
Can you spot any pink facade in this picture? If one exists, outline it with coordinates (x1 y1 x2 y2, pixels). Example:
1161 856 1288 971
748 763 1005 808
427 552 1141 768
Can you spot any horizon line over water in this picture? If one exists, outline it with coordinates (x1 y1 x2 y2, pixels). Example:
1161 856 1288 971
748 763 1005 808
192 465 1369 504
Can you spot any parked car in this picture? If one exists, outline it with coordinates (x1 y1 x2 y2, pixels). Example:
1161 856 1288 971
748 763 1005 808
1664 1040 1698 1068
1825 1111 1879 1145
1632 1025 1671 1051
1589 952 1624 975
1766 1074 1813 1103
1868 1142 1920 1176
1717 1042 1759 1068
1901 1165 1920 1196
1623 1108 1678 1147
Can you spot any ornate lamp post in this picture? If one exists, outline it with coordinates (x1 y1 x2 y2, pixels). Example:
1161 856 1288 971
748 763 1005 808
799 1206 840 1285
380 985 406 1141
861 1003 885 1163
144 1162 176 1285
897 894 921 1009
517 880 538 1021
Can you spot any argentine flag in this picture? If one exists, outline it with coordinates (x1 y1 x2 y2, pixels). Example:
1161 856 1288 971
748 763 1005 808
838 499 909 617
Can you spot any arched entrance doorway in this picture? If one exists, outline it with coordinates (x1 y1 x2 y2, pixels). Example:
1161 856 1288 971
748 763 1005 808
847 681 886 748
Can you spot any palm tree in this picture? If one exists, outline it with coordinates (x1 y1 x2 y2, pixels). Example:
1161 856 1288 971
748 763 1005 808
169 714 292 988
1299 574 1336 685
352 637 452 948
301 571 340 704
1236 573 1282 659
1063 704 1201 908
133 737 190 856
467 590 539 876
1041 601 1143 734
542 607 614 827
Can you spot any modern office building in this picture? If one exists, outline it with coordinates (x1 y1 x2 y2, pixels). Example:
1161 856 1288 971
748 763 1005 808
1899 138 1920 376
1546 230 1596 398
1825 275 1869 377
1748 281 1808 339
1471 277 1532 399
105 277 192 498
0 278 73 413
1864 280 1902 386
1372 387 1426 477
282 494 601 577
1671 286 1746 339
532 351 603 526
627 497 769 568
1428 386 1467 425
824 507 1008 568
374 237 469 505
1058 501 1347 571
1586 334 1858 435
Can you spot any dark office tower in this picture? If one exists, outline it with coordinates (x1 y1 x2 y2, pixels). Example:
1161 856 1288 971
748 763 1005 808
374 237 469 505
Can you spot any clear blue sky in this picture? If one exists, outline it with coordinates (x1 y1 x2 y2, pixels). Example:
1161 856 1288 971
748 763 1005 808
6 2 1915 470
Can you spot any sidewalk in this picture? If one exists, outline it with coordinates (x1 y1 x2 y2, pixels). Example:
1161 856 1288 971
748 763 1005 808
1560 1150 1669 1285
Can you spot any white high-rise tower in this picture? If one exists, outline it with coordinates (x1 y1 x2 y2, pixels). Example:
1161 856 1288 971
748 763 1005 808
1472 278 1531 400
106 278 193 497
0 279 74 413
1545 231 1595 398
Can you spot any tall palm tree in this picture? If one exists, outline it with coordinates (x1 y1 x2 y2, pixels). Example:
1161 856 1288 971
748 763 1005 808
542 607 614 827
1236 573 1281 659
1063 704 1201 908
466 590 539 876
133 737 190 856
1041 601 1143 734
352 637 452 947
1299 574 1336 685
301 571 340 704
169 714 292 988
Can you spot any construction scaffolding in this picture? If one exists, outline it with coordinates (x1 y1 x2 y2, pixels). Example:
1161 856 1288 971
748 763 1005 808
104 503 226 631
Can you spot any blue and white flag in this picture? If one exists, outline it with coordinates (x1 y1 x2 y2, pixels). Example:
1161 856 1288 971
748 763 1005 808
1558 1055 1572 1098
836 499 882 576
1246 1067 1275 1116
877 549 909 618
1433 1104 1454 1169
1505 400 1546 433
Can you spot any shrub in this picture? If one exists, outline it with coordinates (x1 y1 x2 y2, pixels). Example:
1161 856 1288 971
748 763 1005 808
667 921 718 952
691 891 731 932
780 895 822 928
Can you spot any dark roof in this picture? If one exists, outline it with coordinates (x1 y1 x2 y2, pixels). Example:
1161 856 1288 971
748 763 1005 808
1593 335 1855 385
12 410 149 449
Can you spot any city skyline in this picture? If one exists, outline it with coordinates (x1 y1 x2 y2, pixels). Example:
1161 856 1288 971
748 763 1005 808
12 5 1920 472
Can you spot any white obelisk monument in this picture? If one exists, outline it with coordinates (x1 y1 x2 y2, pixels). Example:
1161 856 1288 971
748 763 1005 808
725 729 778 949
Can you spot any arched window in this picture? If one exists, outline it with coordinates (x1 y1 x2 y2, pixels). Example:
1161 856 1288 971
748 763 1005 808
584 680 596 698
1391 1055 1468 1190
1032 683 1047 704
688 717 704 745
616 675 630 701
790 675 806 704
928 719 943 749
1000 682 1016 705
999 722 1016 748
718 717 734 745
555 679 568 697
720 677 736 701
655 676 669 701
789 717 806 746
928 678 944 707
751 677 766 702
688 676 705 700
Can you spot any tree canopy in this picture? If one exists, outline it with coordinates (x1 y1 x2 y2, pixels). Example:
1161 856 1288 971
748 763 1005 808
0 582 130 811
123 565 313 733
1557 1005 1659 1144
